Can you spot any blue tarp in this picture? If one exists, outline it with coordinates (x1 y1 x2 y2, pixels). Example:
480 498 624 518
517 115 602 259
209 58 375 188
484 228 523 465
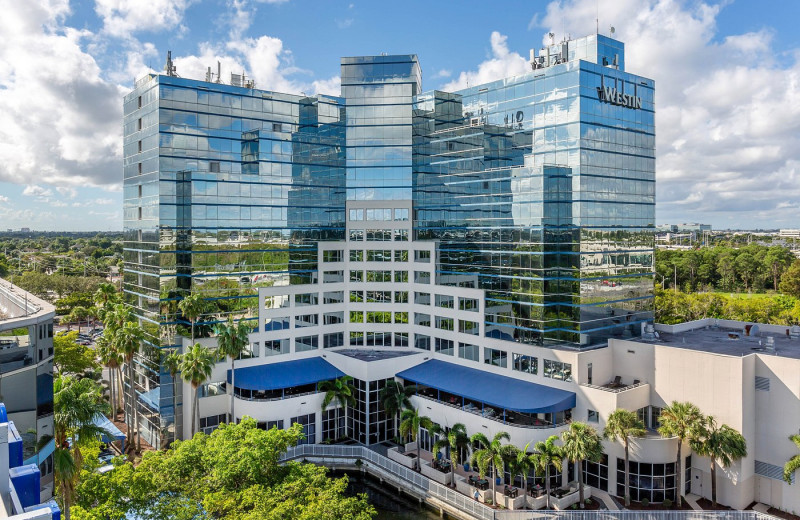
397 359 576 414
227 357 344 391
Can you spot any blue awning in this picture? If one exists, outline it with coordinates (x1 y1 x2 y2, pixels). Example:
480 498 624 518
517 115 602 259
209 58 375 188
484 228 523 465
227 357 344 391
139 387 160 411
397 359 576 414
92 414 126 443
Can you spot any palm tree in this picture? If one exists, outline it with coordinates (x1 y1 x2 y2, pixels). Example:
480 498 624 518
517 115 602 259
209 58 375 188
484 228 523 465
319 376 356 441
54 375 113 520
531 435 563 509
162 349 182 448
180 343 216 437
503 443 533 500
432 423 470 478
690 415 747 507
603 409 646 506
561 422 603 509
67 306 90 334
379 380 416 440
178 293 206 344
470 431 510 505
214 315 250 424
93 282 120 322
658 401 703 508
115 320 145 452
399 408 434 470
784 434 800 484
95 335 123 421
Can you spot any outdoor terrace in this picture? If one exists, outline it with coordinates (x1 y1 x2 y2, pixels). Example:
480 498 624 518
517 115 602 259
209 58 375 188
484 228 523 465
414 386 571 429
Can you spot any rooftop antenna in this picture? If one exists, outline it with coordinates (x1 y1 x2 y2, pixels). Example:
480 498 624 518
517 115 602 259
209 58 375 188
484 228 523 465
164 51 177 77
596 0 599 34
548 32 555 45
216 61 222 83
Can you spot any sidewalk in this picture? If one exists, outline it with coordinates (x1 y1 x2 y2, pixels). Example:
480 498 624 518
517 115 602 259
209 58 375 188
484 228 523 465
591 488 619 510
684 493 703 511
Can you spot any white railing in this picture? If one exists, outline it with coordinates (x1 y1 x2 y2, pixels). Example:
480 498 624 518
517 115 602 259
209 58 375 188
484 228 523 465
280 444 780 520
417 394 569 430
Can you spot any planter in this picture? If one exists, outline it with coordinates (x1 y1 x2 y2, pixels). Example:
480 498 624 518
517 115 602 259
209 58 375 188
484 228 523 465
528 493 548 510
494 491 527 510
387 447 416 469
463 463 470 472
551 484 592 510
404 441 417 453
420 461 453 486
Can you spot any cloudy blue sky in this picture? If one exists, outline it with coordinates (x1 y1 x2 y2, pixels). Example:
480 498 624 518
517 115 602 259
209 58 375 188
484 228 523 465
0 0 799 231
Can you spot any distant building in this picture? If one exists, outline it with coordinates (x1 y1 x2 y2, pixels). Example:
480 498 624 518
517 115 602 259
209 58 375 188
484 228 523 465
18 229 29 233
779 229 800 239
676 222 712 232
0 280 54 500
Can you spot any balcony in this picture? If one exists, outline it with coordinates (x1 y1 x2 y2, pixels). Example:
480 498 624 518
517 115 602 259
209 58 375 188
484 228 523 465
415 390 570 430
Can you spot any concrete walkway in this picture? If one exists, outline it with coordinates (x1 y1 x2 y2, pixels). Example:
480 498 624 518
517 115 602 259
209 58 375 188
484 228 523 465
752 503 771 514
684 493 703 510
591 488 619 510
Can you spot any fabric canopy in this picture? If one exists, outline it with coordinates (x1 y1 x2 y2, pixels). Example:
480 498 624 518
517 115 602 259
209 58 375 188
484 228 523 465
227 357 344 391
397 359 576 414
92 414 126 443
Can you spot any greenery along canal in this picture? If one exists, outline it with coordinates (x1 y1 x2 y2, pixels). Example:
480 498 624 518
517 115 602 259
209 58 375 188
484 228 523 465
333 470 443 520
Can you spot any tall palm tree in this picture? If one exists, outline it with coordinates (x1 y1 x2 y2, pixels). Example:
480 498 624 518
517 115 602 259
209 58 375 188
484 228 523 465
319 376 356 441
178 293 206 344
93 282 120 322
54 375 113 520
214 315 250 423
603 408 646 506
690 415 747 507
432 423 470 477
531 435 563 510
115 320 145 452
470 431 511 505
180 343 216 437
658 401 703 508
95 335 123 421
502 443 533 498
162 349 182 448
379 380 416 440
399 408 434 470
561 422 603 509
784 434 800 484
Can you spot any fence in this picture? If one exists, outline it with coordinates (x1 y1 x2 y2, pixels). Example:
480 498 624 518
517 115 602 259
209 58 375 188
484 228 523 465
280 444 778 520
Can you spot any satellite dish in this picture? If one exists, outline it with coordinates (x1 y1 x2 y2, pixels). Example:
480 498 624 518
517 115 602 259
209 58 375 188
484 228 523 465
610 26 616 34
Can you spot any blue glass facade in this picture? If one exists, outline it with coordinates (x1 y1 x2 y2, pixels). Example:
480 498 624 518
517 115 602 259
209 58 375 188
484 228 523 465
122 34 654 446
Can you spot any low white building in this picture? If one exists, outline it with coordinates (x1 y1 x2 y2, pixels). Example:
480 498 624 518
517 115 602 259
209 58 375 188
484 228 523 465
180 213 800 513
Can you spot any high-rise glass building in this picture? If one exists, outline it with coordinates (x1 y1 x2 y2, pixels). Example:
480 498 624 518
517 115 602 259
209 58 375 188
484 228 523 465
123 33 654 447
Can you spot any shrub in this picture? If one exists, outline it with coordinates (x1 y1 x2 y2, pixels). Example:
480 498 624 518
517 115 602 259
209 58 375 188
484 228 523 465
585 498 592 505
641 498 650 507
663 499 673 508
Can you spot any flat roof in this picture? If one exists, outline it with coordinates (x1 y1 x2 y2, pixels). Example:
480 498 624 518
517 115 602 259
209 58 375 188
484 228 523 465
334 349 418 362
633 326 800 360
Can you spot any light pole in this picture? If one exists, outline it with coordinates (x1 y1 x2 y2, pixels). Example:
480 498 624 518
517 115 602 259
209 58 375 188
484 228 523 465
673 263 678 293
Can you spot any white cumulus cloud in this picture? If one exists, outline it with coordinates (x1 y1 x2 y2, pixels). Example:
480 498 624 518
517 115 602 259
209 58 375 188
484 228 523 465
443 32 529 91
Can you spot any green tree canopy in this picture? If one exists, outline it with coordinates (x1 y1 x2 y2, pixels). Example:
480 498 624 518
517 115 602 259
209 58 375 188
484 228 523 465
72 417 375 520
54 331 99 375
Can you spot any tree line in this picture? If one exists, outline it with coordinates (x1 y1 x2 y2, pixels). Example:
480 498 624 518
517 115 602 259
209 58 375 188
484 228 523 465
656 245 798 294
655 286 800 325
